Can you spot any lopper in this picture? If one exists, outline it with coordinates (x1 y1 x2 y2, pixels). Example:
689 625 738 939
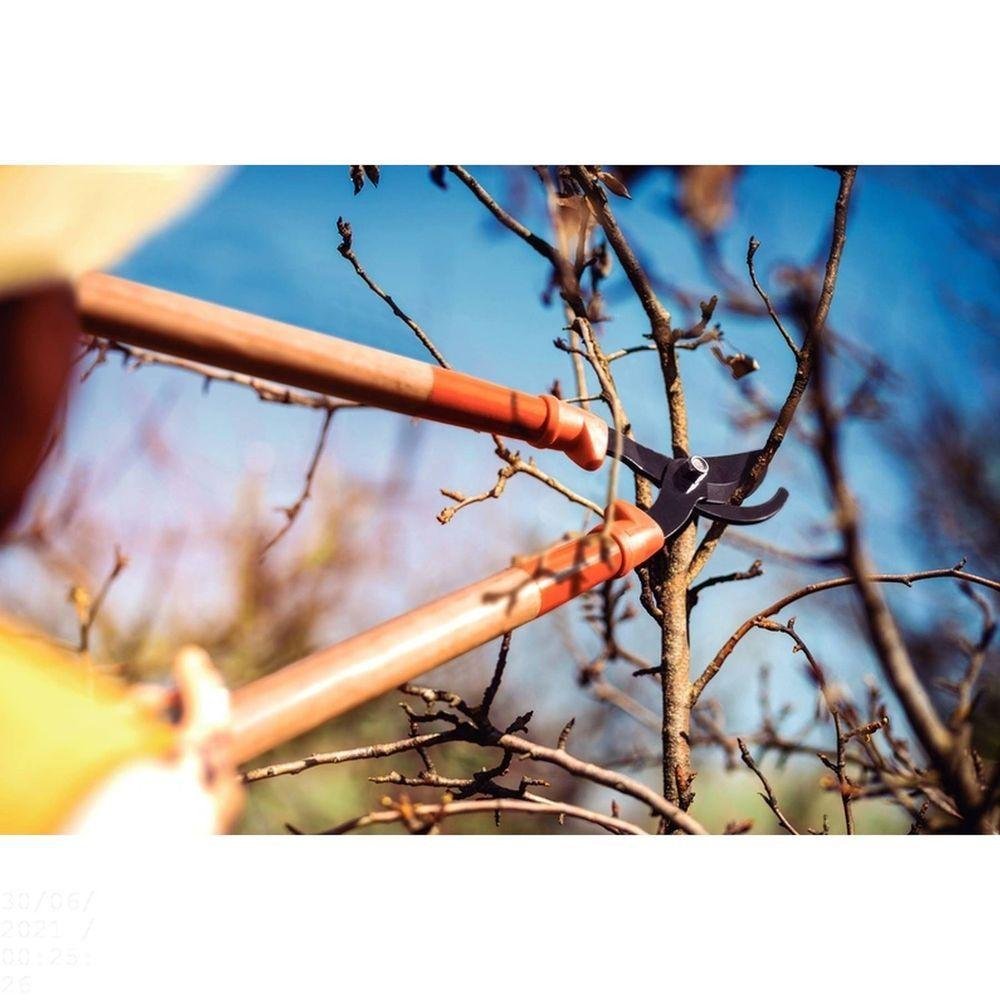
75 272 787 764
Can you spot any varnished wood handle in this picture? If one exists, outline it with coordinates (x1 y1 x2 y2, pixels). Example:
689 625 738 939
76 272 609 469
229 501 662 763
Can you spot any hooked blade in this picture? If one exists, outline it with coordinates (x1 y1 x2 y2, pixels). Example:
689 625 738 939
694 488 789 525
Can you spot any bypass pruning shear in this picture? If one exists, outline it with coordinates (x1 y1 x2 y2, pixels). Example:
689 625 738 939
76 272 787 765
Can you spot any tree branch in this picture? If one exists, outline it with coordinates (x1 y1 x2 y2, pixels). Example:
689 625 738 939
336 217 450 367
448 165 559 264
81 337 357 412
691 564 1000 706
737 738 800 835
746 236 800 359
301 793 648 836
260 406 335 556
688 167 857 582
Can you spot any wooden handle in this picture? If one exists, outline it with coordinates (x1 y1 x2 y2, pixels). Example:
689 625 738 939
76 272 609 469
229 501 662 763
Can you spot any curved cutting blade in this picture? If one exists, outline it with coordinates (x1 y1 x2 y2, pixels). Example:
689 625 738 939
693 488 789 525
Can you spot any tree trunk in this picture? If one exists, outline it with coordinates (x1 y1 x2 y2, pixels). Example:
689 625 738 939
659 520 696 816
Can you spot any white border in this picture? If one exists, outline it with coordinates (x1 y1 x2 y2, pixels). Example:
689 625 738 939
1 836 993 997
2 1 995 162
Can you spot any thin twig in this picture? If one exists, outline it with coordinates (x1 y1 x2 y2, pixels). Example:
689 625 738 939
718 529 842 569
304 794 647 836
71 545 129 654
691 564 1000 706
687 168 858 583
241 731 454 782
832 710 856 834
494 730 706 834
689 560 764 602
81 337 356 412
604 343 656 362
438 436 603 524
747 236 800 359
588 680 661 732
479 632 512 719
260 407 335 556
336 217 450 368
738 738 799 835
448 166 559 264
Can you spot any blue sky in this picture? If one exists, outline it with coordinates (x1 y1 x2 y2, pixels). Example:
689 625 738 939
22 165 998 740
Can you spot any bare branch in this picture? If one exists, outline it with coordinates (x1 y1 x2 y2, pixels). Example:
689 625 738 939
810 239 990 826
831 709 856 834
495 730 706 834
303 793 647 836
746 236 800 359
253 685 708 833
81 337 356 412
950 583 996 729
241 731 454 783
688 167 858 582
737 738 800 835
260 406 335 557
448 166 559 264
692 564 1000 706
689 560 763 603
572 168 673 339
70 544 129 654
439 436 603 524
336 217 450 368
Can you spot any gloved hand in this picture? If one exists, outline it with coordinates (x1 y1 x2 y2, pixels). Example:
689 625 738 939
65 646 244 834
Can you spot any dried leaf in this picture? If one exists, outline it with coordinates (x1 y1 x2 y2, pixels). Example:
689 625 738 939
363 165 381 187
598 170 631 199
711 344 760 380
674 165 740 235
349 165 365 195
429 165 447 189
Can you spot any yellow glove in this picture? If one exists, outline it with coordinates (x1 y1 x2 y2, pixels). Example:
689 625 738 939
0 627 243 834
0 625 175 833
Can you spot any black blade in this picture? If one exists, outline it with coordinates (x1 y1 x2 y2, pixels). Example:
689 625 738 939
694 488 789 526
646 480 700 539
607 431 671 485
703 450 764 494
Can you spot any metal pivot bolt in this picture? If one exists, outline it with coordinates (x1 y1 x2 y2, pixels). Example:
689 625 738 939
677 455 709 493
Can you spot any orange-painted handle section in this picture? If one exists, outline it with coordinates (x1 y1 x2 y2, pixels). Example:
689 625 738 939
426 371 609 470
519 500 665 614
76 272 610 470
229 501 662 763
230 563 541 763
